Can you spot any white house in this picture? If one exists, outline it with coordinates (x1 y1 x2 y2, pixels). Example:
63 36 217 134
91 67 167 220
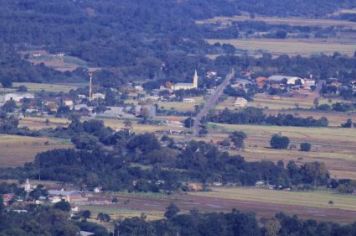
234 97 248 108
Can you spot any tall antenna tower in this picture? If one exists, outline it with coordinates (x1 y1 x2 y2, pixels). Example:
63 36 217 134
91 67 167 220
89 71 93 101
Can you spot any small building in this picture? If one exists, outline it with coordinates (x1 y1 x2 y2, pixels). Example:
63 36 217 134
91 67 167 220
48 189 88 203
268 75 304 85
92 93 106 100
234 97 248 108
256 76 268 88
303 79 316 90
2 193 15 206
183 98 195 103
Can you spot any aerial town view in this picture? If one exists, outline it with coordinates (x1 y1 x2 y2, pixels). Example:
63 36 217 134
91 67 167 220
0 1 356 235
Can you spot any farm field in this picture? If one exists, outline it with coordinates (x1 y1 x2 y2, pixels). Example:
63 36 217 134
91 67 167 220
208 123 356 179
13 82 83 93
196 15 356 30
19 117 70 130
206 39 356 56
0 135 72 167
80 187 356 224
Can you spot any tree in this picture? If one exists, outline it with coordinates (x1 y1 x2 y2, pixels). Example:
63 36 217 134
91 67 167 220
184 117 194 128
270 134 290 149
81 210 92 220
164 203 180 219
229 131 247 149
2 100 17 113
54 200 71 212
341 119 353 128
264 218 281 236
97 212 111 222
0 195 4 214
300 142 311 152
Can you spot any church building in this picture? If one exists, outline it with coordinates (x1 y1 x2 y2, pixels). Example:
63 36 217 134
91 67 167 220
172 70 199 91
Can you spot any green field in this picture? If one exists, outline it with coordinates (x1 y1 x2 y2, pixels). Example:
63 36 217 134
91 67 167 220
191 187 356 211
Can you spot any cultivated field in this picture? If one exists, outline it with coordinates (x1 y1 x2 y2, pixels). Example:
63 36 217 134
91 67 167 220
19 117 70 130
0 135 72 167
79 187 356 224
197 15 356 30
207 39 356 56
208 123 356 179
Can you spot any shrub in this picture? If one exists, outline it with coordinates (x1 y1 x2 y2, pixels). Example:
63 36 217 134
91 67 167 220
270 134 290 149
300 142 311 152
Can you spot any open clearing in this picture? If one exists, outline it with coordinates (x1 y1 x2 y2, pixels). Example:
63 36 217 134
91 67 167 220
207 39 356 56
208 123 356 179
197 15 356 30
23 50 88 72
0 135 72 167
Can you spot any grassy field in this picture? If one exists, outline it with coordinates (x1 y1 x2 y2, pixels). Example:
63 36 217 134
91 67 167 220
208 123 356 179
157 97 204 112
197 15 356 30
191 187 356 211
13 82 83 93
0 135 72 167
207 39 356 56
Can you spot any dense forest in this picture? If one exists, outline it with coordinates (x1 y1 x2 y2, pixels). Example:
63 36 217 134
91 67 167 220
0 0 355 86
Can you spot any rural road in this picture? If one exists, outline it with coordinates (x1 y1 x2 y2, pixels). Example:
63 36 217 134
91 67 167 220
192 68 235 136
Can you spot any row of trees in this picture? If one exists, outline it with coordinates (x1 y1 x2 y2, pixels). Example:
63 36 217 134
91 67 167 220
116 208 356 236
209 107 329 127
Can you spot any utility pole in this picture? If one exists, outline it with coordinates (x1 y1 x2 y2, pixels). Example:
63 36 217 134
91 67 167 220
89 71 93 101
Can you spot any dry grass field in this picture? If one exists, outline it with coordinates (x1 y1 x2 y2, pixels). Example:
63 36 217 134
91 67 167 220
19 117 70 130
0 135 72 167
207 39 356 56
208 123 356 179
13 82 82 93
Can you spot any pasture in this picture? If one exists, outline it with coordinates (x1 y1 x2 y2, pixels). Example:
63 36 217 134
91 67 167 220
0 135 72 167
19 117 70 130
157 97 204 112
206 39 356 57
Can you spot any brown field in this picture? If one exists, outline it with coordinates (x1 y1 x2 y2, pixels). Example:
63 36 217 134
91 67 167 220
206 38 356 56
0 135 72 167
197 15 356 30
80 188 356 223
19 117 70 130
208 123 356 179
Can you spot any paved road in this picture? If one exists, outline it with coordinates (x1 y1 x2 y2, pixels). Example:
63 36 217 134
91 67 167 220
192 68 235 136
